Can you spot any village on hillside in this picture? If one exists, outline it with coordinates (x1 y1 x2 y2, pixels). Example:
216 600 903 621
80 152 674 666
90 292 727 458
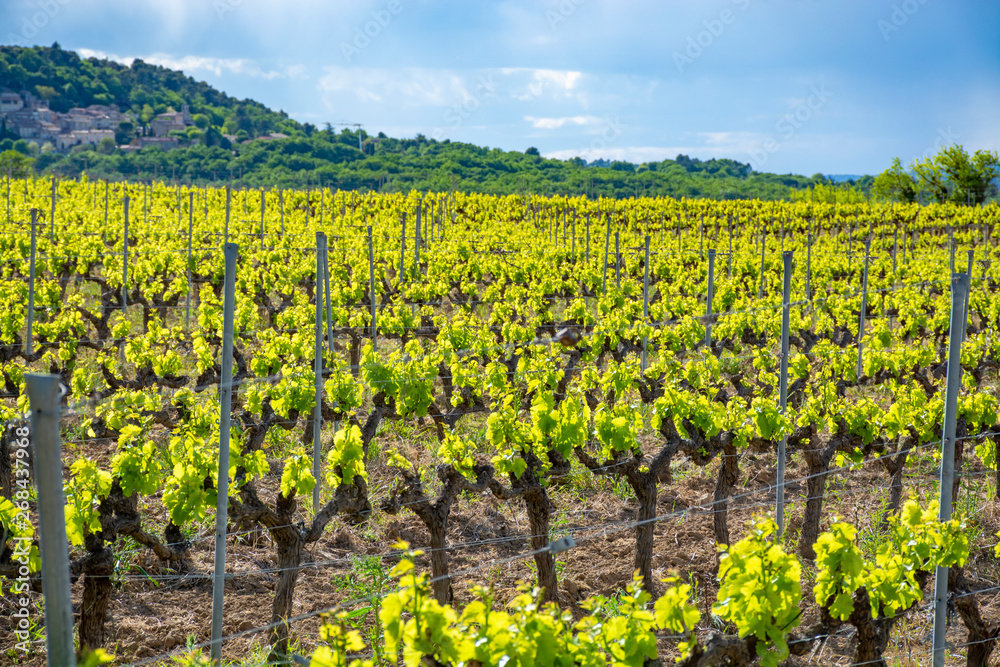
0 89 287 154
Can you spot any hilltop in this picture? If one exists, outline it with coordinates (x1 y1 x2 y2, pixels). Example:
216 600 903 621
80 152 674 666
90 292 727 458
0 44 872 199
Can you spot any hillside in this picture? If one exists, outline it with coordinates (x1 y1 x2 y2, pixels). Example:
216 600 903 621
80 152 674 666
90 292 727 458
0 43 301 142
0 44 871 199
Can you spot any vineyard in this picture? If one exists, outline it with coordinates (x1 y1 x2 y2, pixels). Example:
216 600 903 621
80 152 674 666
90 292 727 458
2 176 1000 666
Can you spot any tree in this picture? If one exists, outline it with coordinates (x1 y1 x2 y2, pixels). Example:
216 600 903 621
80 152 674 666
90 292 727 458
35 85 58 102
0 149 34 177
871 157 917 203
936 145 999 205
910 158 946 203
203 127 230 149
909 145 999 205
116 119 135 144
0 117 16 142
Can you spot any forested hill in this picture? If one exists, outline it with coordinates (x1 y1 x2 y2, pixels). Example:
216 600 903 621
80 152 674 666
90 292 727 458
0 43 869 199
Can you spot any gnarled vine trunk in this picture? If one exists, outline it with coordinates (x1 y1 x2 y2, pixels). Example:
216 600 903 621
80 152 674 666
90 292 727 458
800 423 854 560
629 472 657 593
523 483 559 605
879 431 914 529
950 567 1000 667
233 473 370 664
848 587 903 667
382 464 493 605
576 434 676 595
713 442 739 547
267 493 303 662
74 533 114 651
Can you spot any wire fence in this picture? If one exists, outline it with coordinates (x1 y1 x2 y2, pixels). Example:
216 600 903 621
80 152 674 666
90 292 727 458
94 443 984 667
3 184 999 665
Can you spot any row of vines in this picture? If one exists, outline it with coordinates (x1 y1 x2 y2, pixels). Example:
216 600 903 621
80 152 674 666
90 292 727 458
2 176 1000 665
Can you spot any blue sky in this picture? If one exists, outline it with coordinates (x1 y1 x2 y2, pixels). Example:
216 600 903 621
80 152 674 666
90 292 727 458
3 0 998 175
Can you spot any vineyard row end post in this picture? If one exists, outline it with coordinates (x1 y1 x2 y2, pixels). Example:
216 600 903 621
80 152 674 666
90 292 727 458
103 182 109 244
806 225 813 304
399 213 407 287
185 193 193 332
224 185 231 245
855 241 871 380
777 250 793 538
641 235 650 372
705 248 716 348
930 271 970 667
122 196 129 310
210 242 239 664
962 249 974 343
602 215 610 295
313 232 327 513
368 226 377 349
25 374 76 667
615 231 621 289
758 231 767 299
323 240 334 356
25 209 37 357
414 201 421 278
49 176 56 243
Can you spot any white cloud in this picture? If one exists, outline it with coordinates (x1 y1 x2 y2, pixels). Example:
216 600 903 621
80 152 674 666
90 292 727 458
524 115 601 130
76 48 128 64
532 69 582 90
544 132 773 165
284 64 309 80
317 67 478 107
76 48 305 80
145 54 283 79
696 131 771 154
500 67 584 101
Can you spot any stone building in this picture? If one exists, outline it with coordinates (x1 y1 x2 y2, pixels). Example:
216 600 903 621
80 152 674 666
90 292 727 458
149 104 193 137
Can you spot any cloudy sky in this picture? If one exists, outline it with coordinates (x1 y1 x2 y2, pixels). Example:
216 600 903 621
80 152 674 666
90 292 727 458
3 0 998 175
